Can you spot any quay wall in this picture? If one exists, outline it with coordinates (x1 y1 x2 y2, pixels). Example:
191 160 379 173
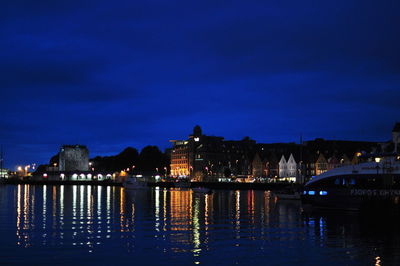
1 179 300 190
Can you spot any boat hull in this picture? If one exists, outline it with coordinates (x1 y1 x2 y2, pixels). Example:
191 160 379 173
302 188 400 211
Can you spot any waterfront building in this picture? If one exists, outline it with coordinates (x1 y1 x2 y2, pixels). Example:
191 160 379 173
393 122 400 153
327 156 340 171
252 153 263 178
277 153 300 182
287 154 298 179
170 126 255 181
0 168 9 179
278 155 288 179
170 140 190 177
59 145 89 171
34 145 115 181
315 153 328 175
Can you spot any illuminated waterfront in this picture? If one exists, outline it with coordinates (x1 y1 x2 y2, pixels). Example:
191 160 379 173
0 185 399 265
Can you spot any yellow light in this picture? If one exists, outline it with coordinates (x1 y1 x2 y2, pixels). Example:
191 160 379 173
17 166 22 171
375 157 381 163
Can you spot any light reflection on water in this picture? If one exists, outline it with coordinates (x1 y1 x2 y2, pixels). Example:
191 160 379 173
1 185 400 265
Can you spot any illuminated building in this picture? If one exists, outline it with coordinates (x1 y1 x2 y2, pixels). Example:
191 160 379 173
170 140 190 177
315 153 328 176
278 154 298 182
170 126 255 181
0 168 9 179
33 145 114 181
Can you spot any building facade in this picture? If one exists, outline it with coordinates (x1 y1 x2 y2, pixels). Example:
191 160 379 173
170 126 255 181
59 145 89 172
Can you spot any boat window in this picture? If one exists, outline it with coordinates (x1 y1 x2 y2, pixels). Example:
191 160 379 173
308 191 315 195
350 178 356 185
319 191 328 196
335 178 340 185
342 179 346 185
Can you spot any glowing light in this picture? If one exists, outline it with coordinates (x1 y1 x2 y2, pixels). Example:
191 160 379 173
375 256 381 266
319 191 328 196
308 191 315 195
375 157 381 163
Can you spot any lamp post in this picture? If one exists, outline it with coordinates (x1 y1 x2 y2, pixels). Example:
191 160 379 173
24 165 30 178
375 157 381 175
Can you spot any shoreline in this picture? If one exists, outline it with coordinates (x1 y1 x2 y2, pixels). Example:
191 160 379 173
1 179 300 191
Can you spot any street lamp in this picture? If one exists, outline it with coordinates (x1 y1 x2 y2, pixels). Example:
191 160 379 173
375 157 381 175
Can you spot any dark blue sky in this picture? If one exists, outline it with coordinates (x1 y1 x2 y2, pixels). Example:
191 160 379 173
1 0 399 169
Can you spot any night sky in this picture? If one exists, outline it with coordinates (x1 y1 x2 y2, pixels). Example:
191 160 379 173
1 0 399 169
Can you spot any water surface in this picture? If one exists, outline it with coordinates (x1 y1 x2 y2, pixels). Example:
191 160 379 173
0 185 398 265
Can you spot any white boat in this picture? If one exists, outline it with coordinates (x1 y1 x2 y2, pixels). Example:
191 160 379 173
123 176 147 190
302 155 400 210
192 187 212 194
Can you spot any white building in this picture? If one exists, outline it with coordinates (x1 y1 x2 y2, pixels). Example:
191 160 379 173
0 168 9 179
278 154 299 182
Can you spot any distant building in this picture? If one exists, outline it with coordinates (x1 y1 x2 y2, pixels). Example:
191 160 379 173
59 145 89 172
169 126 381 184
0 168 9 179
278 155 288 179
170 140 190 177
393 122 400 153
278 154 299 182
170 126 255 181
315 153 328 175
251 153 263 178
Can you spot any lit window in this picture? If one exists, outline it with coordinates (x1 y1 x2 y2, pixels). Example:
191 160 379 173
319 191 328 196
303 191 307 195
308 191 315 195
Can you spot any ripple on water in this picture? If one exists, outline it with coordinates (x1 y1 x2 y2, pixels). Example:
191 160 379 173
0 185 399 265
